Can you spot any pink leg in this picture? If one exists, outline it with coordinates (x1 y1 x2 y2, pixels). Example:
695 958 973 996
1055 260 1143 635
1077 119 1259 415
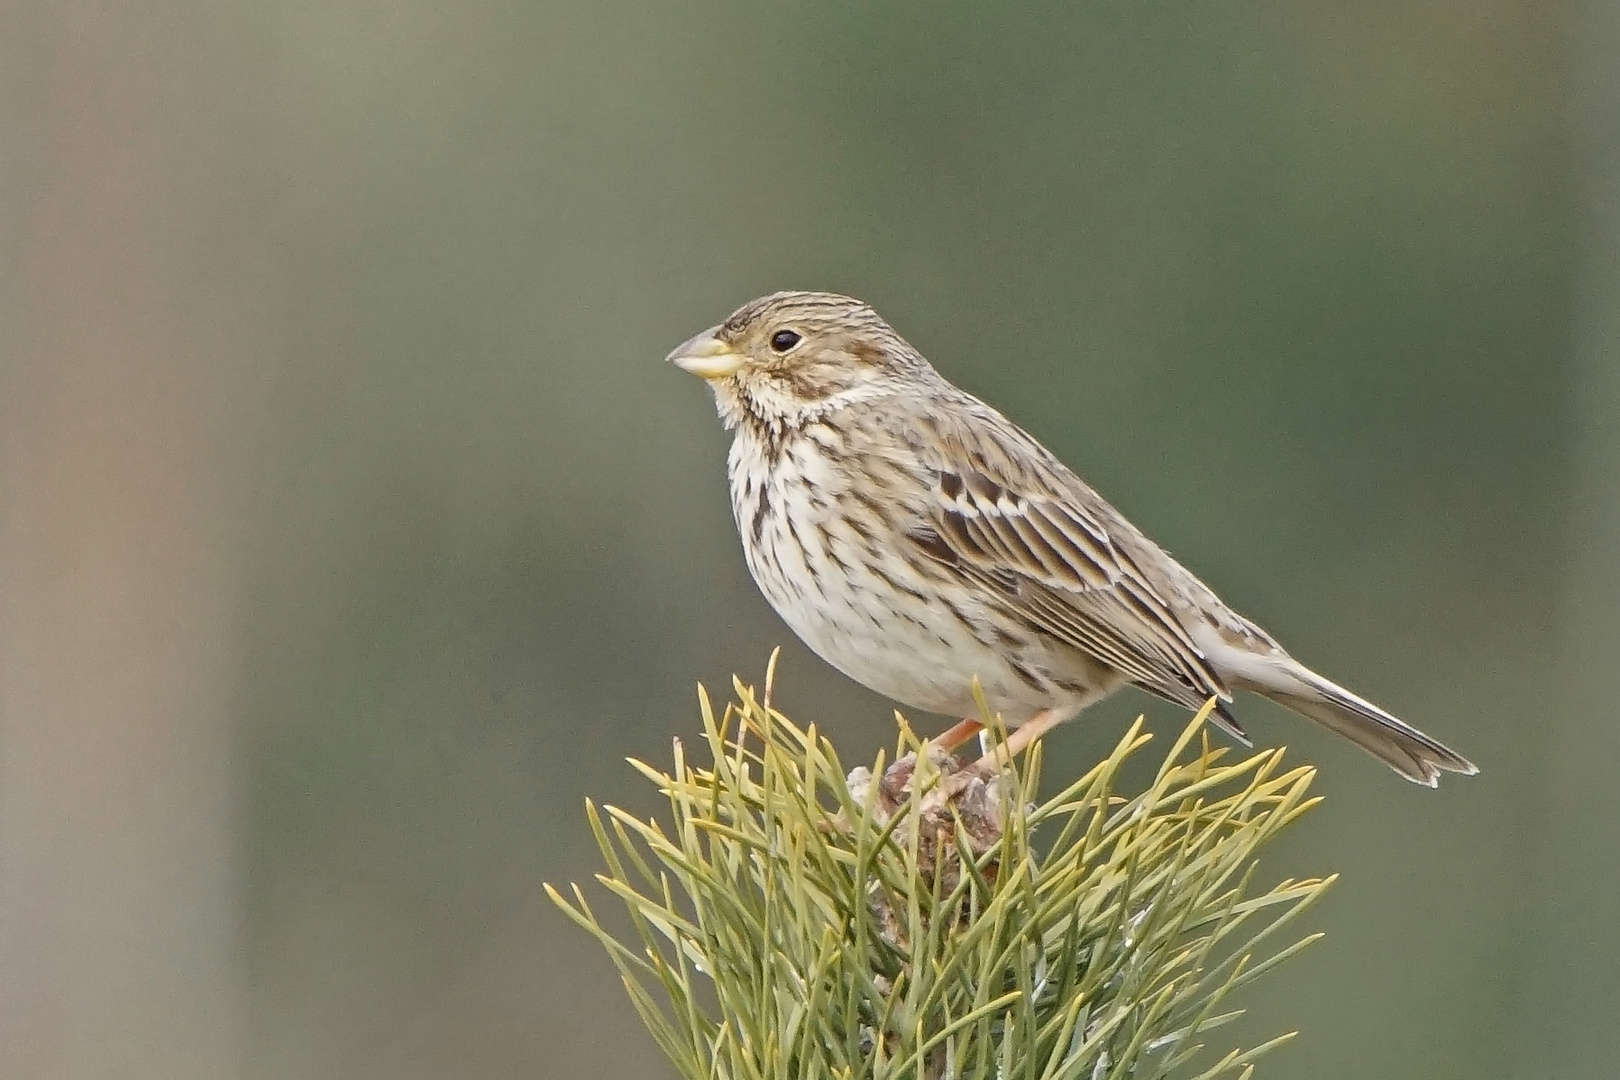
969 707 1063 775
931 717 984 753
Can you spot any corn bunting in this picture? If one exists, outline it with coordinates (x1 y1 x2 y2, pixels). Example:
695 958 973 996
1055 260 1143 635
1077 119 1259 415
667 291 1475 785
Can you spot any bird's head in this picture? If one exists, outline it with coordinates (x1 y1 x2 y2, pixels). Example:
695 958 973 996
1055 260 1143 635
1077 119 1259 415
666 291 932 429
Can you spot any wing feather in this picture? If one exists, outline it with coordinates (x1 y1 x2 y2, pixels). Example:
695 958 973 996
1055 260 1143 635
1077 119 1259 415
908 410 1232 707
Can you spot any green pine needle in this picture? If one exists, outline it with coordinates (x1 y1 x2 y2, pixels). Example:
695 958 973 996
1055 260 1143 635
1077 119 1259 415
548 668 1333 1080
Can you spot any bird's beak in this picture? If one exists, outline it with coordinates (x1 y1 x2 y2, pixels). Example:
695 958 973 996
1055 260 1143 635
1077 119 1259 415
666 327 745 380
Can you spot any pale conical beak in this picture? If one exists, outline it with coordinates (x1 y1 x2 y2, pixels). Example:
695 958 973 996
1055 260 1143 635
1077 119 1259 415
666 327 745 380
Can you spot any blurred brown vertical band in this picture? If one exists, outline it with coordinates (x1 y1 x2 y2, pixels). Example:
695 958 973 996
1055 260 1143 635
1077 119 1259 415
0 6 246 1079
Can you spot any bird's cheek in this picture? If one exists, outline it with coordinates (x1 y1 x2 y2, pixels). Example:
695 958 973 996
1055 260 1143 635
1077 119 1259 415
775 365 844 405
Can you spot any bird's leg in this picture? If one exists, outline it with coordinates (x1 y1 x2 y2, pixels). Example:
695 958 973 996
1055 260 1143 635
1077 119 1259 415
931 717 984 753
969 707 1062 776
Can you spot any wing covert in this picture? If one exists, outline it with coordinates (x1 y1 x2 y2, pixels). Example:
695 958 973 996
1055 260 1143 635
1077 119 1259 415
908 413 1232 708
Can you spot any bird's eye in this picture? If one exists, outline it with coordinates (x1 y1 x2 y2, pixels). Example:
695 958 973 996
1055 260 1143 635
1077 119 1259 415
769 328 802 353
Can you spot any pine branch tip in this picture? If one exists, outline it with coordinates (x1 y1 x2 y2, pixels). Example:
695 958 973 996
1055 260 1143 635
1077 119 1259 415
558 675 1334 1079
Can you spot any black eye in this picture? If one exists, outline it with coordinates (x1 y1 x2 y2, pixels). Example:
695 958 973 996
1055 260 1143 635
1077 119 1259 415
769 328 802 353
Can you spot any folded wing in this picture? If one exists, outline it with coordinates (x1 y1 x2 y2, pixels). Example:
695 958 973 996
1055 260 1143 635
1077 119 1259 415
905 410 1241 733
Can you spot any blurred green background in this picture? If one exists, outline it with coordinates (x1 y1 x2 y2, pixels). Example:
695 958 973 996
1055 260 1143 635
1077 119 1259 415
4 1 1616 1077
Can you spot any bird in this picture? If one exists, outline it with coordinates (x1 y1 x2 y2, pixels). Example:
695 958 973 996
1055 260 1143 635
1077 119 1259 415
666 291 1476 786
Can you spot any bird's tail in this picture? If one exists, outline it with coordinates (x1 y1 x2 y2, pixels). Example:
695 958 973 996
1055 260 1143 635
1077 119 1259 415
1240 659 1476 786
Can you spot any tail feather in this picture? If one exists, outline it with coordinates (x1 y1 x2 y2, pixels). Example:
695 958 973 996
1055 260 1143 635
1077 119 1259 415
1238 660 1477 786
